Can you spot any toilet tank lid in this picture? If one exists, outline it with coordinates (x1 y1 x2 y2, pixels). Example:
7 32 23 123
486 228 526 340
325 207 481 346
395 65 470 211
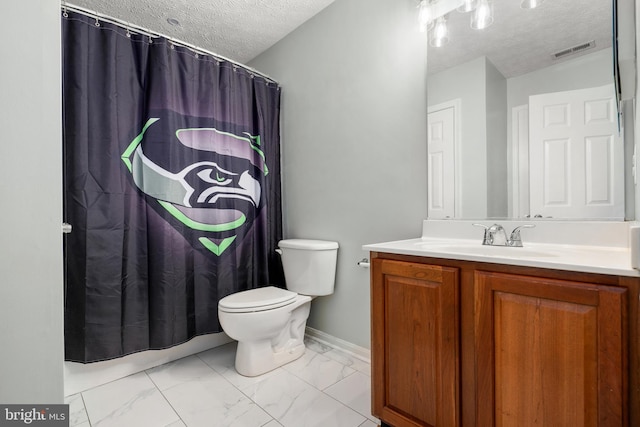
278 239 339 250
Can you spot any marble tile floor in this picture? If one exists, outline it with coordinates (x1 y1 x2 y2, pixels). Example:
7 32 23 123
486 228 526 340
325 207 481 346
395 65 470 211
65 338 379 427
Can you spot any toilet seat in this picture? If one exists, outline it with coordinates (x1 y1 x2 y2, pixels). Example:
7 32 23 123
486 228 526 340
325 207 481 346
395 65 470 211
218 286 297 313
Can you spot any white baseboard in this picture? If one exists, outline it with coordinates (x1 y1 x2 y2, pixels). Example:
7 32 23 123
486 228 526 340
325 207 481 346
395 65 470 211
64 333 233 396
305 327 370 363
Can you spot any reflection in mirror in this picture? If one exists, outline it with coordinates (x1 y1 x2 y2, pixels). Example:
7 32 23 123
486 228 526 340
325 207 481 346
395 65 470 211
426 0 633 220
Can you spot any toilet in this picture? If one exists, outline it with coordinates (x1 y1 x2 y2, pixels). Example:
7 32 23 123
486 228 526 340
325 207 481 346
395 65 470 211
218 239 339 377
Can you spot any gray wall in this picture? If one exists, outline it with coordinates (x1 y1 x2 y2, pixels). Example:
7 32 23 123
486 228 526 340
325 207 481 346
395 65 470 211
0 0 64 403
250 0 428 348
485 59 508 218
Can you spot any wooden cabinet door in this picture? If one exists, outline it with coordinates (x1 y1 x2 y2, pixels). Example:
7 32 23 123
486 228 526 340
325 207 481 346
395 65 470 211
474 271 627 427
371 259 459 427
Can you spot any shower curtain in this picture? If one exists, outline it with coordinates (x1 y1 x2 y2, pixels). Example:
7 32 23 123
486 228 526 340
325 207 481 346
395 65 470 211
62 11 283 362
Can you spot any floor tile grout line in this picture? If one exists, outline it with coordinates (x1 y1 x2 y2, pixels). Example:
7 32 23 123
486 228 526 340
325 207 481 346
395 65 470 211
147 351 274 427
78 391 95 427
194 350 230 376
318 387 369 424
141 370 186 427
194 349 283 426
320 370 378 423
79 392 92 427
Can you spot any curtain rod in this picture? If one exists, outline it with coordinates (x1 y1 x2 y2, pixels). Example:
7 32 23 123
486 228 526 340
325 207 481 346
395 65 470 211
62 2 280 86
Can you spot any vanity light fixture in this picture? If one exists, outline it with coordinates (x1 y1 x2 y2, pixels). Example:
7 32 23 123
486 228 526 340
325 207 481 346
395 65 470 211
421 0 541 47
471 0 493 30
520 0 544 9
430 16 450 47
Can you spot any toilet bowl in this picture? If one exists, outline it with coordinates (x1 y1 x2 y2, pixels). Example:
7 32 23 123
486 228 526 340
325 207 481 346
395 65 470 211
218 287 312 376
217 239 338 377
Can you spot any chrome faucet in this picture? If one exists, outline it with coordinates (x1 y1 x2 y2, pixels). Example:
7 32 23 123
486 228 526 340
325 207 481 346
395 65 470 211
473 223 535 247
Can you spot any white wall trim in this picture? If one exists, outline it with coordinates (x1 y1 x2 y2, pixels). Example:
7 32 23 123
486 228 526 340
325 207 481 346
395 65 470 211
305 326 371 363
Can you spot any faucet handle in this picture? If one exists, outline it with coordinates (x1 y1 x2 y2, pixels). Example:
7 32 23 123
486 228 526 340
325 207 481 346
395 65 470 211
472 223 492 245
509 224 535 247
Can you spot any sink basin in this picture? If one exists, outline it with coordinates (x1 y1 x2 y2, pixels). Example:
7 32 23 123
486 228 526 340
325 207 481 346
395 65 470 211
414 241 556 258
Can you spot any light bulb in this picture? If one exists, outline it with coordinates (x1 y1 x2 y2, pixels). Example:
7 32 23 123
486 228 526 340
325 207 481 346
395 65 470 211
430 17 449 47
418 0 434 32
471 0 493 30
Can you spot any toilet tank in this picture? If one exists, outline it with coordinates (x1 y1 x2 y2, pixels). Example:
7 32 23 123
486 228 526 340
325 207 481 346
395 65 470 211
278 239 339 296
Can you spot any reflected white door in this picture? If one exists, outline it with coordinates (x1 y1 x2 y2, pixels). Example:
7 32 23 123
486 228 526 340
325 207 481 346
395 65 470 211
427 103 456 218
529 84 624 219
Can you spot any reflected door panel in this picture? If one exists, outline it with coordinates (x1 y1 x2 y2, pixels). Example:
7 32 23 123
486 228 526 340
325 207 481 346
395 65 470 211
428 104 456 219
529 84 623 219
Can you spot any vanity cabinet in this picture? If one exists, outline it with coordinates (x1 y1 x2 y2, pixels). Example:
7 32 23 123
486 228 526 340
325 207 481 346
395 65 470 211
370 252 638 427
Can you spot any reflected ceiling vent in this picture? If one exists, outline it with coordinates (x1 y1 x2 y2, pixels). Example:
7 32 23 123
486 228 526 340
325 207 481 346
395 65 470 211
551 40 596 60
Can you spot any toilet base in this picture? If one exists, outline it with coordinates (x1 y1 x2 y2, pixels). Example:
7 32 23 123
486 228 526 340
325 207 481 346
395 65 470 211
235 339 306 377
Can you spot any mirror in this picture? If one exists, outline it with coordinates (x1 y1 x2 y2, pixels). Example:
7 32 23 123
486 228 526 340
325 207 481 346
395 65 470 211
426 0 634 220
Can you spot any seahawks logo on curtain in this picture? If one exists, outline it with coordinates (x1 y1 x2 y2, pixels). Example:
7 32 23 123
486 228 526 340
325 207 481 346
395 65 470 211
121 109 267 256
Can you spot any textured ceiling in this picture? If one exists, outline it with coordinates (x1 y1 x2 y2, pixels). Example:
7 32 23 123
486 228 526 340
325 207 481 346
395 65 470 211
428 0 611 78
67 0 336 64
67 0 612 78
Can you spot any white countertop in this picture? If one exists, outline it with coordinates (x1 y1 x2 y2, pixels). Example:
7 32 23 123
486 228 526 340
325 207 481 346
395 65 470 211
363 220 640 277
